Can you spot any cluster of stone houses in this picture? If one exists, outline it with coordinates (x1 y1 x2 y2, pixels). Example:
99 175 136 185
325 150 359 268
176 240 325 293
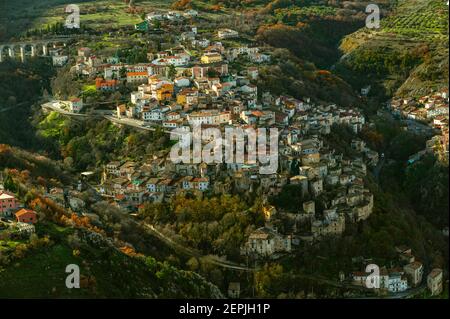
71 16 270 122
240 226 292 257
288 154 373 239
112 42 270 127
68 12 376 257
99 159 210 210
101 78 373 255
350 246 444 296
352 267 409 293
390 90 448 122
389 89 449 163
236 106 375 256
136 9 199 30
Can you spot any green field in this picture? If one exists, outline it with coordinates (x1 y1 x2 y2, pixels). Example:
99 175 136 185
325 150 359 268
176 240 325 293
28 0 173 31
1 0 176 41
382 0 448 36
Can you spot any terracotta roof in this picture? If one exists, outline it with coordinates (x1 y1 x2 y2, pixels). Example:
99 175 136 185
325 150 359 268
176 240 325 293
429 268 443 279
405 261 423 270
15 208 36 217
127 72 148 77
115 194 125 200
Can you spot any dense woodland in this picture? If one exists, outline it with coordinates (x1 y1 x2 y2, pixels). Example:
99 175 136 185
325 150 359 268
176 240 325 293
0 59 55 150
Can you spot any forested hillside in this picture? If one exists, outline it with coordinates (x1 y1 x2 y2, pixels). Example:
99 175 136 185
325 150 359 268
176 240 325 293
336 0 449 99
0 60 55 150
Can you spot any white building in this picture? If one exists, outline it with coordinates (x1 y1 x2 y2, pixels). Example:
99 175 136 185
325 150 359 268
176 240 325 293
52 55 68 66
403 261 423 287
152 54 190 67
61 98 83 113
190 177 209 191
192 38 210 48
217 29 239 39
146 12 164 21
187 110 230 126
174 77 190 87
143 108 166 122
388 273 408 293
183 9 198 18
427 268 443 296
241 227 292 257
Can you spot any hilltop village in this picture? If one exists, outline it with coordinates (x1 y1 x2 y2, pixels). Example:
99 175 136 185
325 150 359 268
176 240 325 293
39 9 381 252
0 5 446 299
389 90 449 165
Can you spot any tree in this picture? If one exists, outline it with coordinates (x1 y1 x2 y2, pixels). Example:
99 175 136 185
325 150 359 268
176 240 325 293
171 0 192 10
3 171 17 192
152 20 161 29
119 66 127 79
168 64 177 80
254 263 284 297
186 257 199 271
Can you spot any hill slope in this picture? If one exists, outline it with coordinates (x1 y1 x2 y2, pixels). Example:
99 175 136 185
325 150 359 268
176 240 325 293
0 146 223 299
0 221 224 298
336 0 449 99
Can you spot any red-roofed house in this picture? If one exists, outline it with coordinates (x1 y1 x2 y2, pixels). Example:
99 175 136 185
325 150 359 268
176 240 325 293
95 78 118 91
127 71 148 84
0 191 17 216
15 208 37 224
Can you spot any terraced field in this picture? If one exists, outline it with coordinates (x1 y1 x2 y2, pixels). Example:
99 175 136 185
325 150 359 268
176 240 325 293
337 0 448 98
382 0 448 36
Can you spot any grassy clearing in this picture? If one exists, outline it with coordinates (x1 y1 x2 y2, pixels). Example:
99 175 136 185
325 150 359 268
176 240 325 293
38 111 69 139
82 84 97 92
0 243 90 298
0 240 23 252
1 0 176 41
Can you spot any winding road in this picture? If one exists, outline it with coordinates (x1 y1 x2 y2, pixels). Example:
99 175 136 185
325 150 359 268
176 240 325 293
42 100 183 136
142 222 256 272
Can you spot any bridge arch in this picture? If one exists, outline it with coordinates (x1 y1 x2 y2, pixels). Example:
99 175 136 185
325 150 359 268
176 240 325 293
0 45 16 62
0 37 71 63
